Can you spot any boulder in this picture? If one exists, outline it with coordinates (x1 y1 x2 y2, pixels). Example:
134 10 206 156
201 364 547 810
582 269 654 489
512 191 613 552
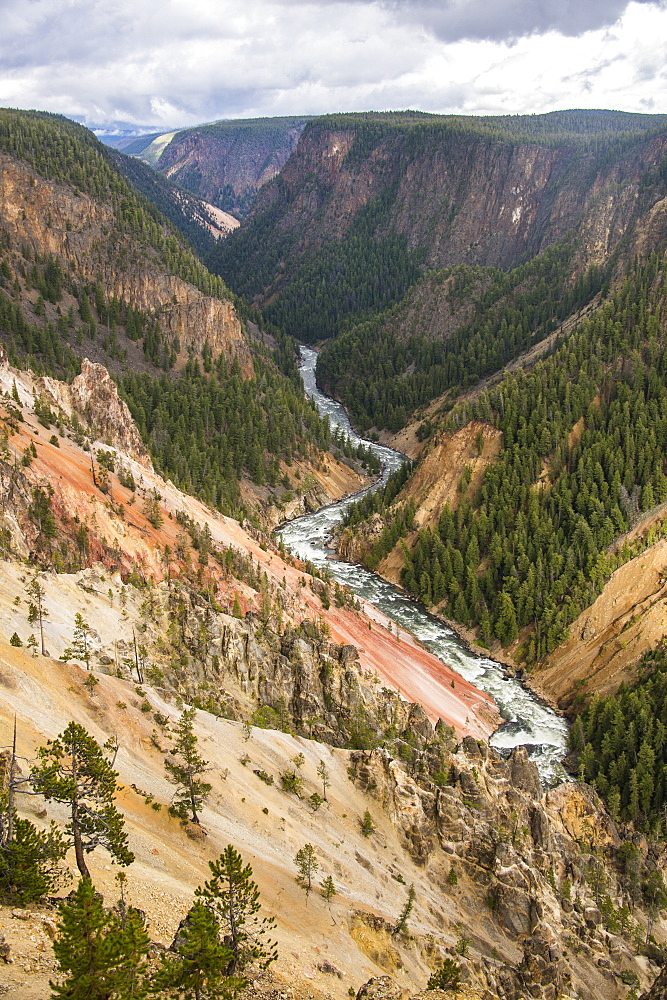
356 976 404 1000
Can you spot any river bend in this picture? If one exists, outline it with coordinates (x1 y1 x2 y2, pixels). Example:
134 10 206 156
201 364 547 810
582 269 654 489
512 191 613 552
278 347 568 784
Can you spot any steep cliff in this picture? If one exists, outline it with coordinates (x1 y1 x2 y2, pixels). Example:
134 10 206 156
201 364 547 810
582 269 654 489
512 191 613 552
146 116 312 218
216 111 667 308
0 148 251 371
34 358 153 469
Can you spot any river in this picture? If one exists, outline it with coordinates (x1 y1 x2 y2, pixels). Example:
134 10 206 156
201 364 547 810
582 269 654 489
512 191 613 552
277 346 569 784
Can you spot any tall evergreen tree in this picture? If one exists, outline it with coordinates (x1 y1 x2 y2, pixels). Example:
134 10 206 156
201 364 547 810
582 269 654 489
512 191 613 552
51 877 150 1000
31 722 134 878
26 576 47 655
164 708 211 824
153 902 243 1000
194 845 277 975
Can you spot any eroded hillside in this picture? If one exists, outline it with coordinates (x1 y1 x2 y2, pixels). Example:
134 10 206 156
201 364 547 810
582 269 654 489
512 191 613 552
2 300 667 1000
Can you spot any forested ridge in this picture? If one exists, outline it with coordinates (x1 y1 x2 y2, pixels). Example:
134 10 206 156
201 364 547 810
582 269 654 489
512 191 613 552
572 642 667 831
345 252 667 661
0 109 377 523
110 149 217 259
0 238 368 522
121 351 348 517
0 109 229 300
317 240 607 432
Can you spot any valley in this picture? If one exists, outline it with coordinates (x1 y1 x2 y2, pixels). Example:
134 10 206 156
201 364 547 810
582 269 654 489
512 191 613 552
3 105 667 1000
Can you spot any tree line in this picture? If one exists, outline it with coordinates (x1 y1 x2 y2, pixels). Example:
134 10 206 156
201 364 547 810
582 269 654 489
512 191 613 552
346 251 667 660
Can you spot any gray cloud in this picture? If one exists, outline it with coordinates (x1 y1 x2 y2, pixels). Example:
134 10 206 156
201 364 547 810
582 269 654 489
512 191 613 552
1 0 667 128
379 0 666 42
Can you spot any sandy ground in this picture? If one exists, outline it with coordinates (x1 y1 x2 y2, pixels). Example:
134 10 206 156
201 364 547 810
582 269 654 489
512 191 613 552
0 642 481 1000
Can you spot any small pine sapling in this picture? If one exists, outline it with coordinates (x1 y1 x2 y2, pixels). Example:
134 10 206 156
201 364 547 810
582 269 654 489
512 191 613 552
393 884 416 935
320 875 336 903
427 959 461 991
294 844 319 901
360 809 375 837
316 759 329 800
164 707 211 824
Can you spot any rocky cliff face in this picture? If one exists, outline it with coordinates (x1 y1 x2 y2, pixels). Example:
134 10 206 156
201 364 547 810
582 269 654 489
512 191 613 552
0 152 251 370
153 117 312 218
240 119 667 298
35 358 153 469
348 738 664 1000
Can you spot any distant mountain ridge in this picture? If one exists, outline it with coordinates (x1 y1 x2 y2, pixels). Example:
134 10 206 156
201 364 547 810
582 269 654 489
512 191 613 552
102 116 314 218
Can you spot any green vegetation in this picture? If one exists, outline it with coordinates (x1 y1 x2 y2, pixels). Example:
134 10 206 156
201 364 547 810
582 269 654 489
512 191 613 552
0 285 80 380
573 642 667 829
427 959 462 991
111 149 217 258
194 845 278 973
120 352 334 519
0 109 229 300
294 843 318 899
31 722 134 878
211 188 423 343
51 877 151 1000
309 108 667 162
164 707 211 824
0 817 68 905
156 115 312 218
393 883 416 935
318 244 607 432
348 252 667 659
262 230 423 344
153 902 243 1000
212 108 667 390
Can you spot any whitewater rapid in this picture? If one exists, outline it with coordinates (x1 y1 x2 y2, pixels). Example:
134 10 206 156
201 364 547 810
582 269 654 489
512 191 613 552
277 346 569 784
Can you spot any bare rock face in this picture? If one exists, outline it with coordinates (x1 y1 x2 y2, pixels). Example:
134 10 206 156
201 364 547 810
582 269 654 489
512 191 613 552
36 359 153 469
356 976 405 1000
0 152 250 371
642 967 667 1000
108 271 252 375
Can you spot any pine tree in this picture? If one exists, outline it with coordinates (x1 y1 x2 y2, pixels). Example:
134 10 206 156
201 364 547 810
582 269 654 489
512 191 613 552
320 876 336 903
153 902 243 1000
26 576 47 655
0 817 68 904
165 708 211 824
393 883 416 935
51 877 114 1000
194 844 277 975
427 959 461 991
360 809 375 837
70 613 92 670
51 876 150 1000
31 722 134 878
316 759 329 801
112 903 152 1000
294 844 318 900
142 490 163 529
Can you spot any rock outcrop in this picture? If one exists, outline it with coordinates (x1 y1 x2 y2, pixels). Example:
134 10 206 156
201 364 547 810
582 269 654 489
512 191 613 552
0 151 250 370
343 738 664 1000
36 359 153 469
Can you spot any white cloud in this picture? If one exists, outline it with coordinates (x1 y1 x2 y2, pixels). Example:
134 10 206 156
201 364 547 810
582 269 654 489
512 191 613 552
0 0 666 128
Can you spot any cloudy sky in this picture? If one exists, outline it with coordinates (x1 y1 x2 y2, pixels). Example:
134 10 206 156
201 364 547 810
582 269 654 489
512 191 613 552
2 0 667 133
